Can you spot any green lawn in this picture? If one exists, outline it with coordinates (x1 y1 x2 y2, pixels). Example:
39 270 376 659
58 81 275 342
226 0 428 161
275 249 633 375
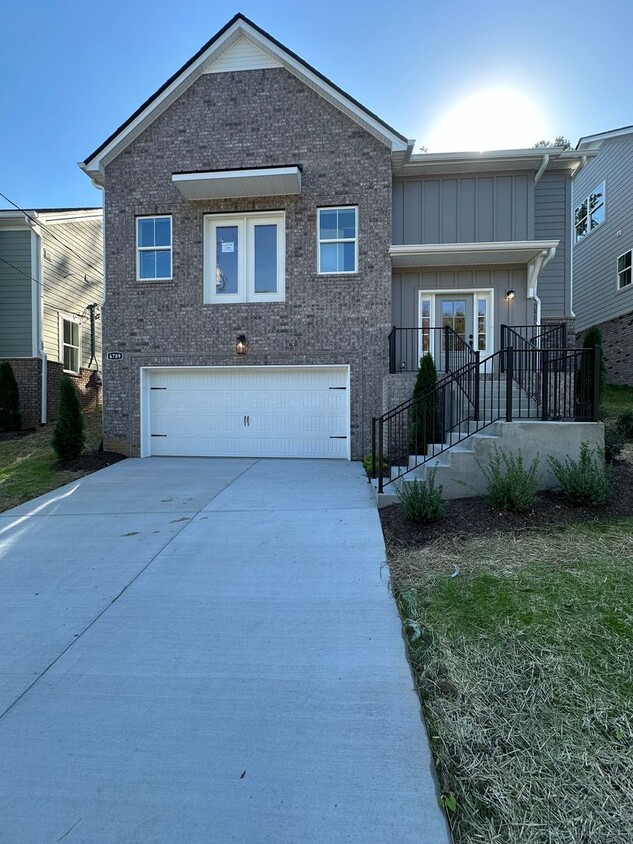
603 383 633 418
389 521 633 843
0 410 103 512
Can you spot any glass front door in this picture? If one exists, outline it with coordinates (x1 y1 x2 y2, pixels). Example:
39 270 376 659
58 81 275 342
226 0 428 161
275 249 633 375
435 296 474 369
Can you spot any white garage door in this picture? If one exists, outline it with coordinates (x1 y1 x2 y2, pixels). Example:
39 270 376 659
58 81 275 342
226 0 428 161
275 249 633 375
144 366 349 458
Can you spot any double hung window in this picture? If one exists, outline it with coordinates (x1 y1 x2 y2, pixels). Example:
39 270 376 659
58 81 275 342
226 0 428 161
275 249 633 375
318 207 357 274
60 315 80 374
137 216 172 280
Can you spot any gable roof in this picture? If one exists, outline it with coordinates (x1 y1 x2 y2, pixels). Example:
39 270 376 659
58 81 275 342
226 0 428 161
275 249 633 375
81 13 410 185
576 124 633 150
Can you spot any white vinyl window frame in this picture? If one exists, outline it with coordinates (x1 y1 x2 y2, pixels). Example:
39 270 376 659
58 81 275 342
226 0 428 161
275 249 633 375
617 249 632 291
574 181 606 244
418 289 495 363
59 313 81 375
317 206 358 275
136 215 173 281
203 211 285 304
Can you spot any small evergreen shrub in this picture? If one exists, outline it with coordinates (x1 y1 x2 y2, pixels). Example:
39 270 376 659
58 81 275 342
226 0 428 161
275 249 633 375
604 424 625 463
362 453 390 477
548 443 611 505
410 354 441 454
0 361 22 432
52 376 85 462
479 448 539 512
616 410 633 441
398 470 445 523
575 325 606 419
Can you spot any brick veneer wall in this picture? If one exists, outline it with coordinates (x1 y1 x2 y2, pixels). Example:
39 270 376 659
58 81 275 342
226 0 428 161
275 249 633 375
102 67 393 459
46 362 101 421
0 358 101 429
0 359 41 429
577 310 633 386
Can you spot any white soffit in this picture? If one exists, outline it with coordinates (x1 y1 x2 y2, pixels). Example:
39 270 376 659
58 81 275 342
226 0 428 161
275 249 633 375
204 35 282 73
172 166 301 200
390 241 559 269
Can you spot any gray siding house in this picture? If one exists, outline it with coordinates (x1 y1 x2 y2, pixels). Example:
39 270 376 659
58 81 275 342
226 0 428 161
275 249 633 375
81 14 598 468
573 126 633 385
0 208 103 428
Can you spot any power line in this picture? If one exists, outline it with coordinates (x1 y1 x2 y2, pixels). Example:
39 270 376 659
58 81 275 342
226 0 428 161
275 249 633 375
0 255 97 321
0 190 103 279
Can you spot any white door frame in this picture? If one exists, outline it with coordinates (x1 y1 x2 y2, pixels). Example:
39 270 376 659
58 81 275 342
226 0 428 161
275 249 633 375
140 364 351 459
418 288 495 362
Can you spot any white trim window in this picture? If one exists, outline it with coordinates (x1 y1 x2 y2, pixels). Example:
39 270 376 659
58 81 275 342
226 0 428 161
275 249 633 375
204 211 285 303
574 182 605 243
59 314 81 374
617 250 632 290
136 215 172 280
318 206 358 274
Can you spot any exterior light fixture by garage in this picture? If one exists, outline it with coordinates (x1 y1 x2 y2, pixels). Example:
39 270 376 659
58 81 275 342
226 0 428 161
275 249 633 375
505 289 517 301
236 334 247 355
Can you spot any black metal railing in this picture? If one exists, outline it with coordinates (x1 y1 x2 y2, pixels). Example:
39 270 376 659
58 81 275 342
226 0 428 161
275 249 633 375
372 345 601 493
500 323 567 351
388 325 477 373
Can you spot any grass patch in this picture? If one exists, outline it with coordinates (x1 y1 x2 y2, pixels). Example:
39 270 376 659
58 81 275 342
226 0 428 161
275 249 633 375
0 410 103 512
389 521 633 843
603 384 633 418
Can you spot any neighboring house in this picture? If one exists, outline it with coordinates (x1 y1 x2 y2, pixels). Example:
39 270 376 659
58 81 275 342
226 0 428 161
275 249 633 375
80 13 601 477
0 208 103 428
573 126 633 385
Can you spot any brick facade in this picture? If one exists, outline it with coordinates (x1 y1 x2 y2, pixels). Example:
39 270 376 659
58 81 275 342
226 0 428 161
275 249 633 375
577 310 633 386
102 67 392 458
0 357 101 429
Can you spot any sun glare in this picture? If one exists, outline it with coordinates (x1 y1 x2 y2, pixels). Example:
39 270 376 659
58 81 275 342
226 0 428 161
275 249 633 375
425 88 549 153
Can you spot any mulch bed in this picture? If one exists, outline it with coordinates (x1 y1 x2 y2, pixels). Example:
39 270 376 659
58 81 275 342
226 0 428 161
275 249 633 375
380 458 633 548
55 451 127 473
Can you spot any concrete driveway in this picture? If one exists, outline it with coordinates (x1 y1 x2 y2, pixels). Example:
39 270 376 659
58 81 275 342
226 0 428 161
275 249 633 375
0 458 449 843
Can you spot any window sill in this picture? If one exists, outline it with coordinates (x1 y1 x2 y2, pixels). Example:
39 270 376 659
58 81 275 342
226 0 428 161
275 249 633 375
616 284 632 294
315 273 360 280
62 370 81 377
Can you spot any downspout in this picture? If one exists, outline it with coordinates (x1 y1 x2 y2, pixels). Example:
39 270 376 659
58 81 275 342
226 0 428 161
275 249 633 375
534 154 549 184
528 247 556 327
32 226 47 424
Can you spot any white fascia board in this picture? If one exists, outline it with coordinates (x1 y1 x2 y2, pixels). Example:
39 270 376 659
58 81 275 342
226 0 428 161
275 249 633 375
82 21 408 184
38 209 103 224
390 240 560 268
172 166 301 200
576 125 633 149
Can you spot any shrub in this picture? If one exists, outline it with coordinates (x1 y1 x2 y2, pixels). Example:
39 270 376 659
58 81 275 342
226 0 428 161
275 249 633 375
604 424 625 463
362 453 390 477
410 354 441 454
52 376 85 462
0 361 22 432
398 470 445 523
548 443 611 505
575 325 606 419
479 448 539 512
616 410 633 441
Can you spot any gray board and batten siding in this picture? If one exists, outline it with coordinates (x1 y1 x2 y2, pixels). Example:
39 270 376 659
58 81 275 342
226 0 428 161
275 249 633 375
392 173 533 245
0 229 32 357
392 170 573 323
573 134 633 331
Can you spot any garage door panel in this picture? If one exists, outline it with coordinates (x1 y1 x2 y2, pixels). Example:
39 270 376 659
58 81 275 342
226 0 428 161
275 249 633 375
146 367 349 459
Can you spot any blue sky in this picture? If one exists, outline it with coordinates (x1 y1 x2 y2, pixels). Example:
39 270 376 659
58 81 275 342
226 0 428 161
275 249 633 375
1 0 631 209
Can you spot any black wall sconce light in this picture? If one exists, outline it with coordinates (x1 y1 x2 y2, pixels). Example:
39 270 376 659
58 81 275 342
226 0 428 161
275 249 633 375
236 334 247 355
504 289 516 301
